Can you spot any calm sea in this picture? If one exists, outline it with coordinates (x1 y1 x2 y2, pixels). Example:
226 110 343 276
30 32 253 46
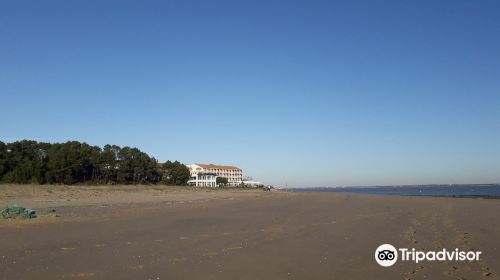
288 185 500 198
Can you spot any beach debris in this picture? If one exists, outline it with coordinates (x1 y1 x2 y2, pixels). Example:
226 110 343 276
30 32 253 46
0 205 37 219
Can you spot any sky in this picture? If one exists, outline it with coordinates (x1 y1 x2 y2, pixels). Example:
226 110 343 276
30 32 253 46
1 0 499 187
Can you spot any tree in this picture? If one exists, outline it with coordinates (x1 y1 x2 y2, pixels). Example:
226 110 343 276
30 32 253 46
0 139 169 185
116 147 159 184
216 177 228 186
1 140 47 184
100 144 120 183
0 141 7 179
161 161 190 185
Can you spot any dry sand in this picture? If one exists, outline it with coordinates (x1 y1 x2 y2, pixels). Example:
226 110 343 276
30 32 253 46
0 185 499 279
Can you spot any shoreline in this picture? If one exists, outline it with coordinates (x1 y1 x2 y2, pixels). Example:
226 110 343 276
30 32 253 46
287 190 500 199
286 184 500 199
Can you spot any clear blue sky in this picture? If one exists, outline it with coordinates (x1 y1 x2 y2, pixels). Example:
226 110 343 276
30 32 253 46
1 0 499 187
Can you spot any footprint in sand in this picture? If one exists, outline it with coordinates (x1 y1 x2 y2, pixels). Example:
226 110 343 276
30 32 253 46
223 246 243 252
404 265 424 280
128 265 144 270
70 272 95 277
202 251 218 257
482 266 493 278
61 247 77 251
170 257 187 264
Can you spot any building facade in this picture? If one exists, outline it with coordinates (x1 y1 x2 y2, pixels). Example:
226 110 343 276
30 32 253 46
187 173 217 187
186 163 243 184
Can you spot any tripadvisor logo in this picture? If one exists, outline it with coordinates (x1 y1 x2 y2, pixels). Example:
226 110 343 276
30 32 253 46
375 244 481 267
375 244 398 267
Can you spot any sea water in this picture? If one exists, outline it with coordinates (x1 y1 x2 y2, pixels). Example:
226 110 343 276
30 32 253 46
289 185 500 198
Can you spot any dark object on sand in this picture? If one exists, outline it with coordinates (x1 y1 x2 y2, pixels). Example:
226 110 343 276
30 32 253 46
0 205 37 219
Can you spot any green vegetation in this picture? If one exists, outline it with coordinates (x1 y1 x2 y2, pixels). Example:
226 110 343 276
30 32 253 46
216 177 228 186
160 160 191 185
0 140 190 185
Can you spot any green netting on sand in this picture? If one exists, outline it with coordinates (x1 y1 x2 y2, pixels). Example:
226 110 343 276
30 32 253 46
0 205 37 219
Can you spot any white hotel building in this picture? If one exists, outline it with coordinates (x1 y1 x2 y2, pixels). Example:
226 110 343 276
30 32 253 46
186 164 243 187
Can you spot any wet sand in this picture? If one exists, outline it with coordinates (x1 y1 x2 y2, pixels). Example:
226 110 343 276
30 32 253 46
1 186 499 280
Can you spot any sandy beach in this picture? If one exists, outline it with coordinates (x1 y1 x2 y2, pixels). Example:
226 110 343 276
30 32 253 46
0 185 499 280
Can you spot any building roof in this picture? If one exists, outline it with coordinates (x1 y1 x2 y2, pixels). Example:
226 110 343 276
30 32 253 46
197 163 241 170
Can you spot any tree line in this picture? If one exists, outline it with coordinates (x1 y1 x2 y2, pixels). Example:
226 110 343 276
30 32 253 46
0 140 190 185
